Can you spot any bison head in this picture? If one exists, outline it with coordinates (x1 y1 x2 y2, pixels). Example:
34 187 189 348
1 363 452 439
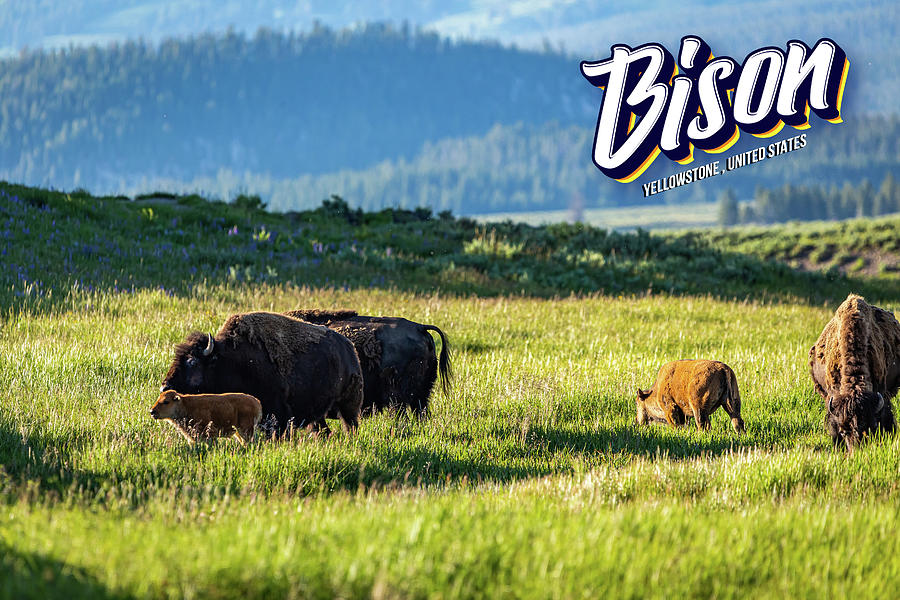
160 332 216 394
826 391 886 450
634 388 653 425
150 390 184 420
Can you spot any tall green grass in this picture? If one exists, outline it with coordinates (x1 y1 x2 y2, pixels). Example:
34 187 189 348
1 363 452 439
4 183 900 598
1 289 845 500
4 492 900 599
3 286 900 598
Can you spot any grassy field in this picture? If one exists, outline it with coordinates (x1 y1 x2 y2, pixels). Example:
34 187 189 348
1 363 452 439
473 201 720 231
4 184 900 598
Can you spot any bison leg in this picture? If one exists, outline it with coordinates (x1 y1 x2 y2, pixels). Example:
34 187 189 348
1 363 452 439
305 419 332 437
412 396 429 419
241 427 255 444
690 405 709 431
341 413 359 433
233 425 255 446
878 398 896 434
663 410 678 428
340 400 359 433
378 366 399 413
409 358 436 417
721 389 745 434
663 401 685 428
172 423 197 444
697 413 712 431
336 373 363 434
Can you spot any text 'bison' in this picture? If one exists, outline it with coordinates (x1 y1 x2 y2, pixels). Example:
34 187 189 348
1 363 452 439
810 294 900 449
285 309 451 416
635 359 744 433
161 312 363 435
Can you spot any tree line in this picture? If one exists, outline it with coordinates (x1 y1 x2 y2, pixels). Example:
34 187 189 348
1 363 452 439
718 172 900 226
0 24 591 192
139 116 900 214
0 24 897 214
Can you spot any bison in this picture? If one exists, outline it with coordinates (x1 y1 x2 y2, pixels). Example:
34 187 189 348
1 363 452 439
284 309 451 416
635 359 744 433
161 312 363 435
150 390 262 445
809 294 900 449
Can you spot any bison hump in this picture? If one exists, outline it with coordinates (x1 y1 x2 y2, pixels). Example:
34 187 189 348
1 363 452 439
284 309 359 324
331 323 382 362
219 312 329 377
816 294 900 395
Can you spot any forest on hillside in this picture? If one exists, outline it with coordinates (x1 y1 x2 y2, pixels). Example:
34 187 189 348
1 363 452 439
718 173 900 226
1 25 898 214
0 24 591 191
145 116 900 214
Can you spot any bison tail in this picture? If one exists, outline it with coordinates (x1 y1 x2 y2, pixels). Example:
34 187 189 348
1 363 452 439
423 325 452 396
724 370 745 434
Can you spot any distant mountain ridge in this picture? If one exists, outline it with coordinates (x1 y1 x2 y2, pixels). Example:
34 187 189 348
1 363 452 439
140 116 900 214
2 0 896 116
1 5 898 212
0 25 593 191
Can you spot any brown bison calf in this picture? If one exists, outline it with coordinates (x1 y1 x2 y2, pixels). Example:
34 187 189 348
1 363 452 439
635 360 744 433
150 390 262 445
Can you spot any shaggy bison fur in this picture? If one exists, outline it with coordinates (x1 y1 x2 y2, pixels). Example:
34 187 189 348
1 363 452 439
150 390 262 445
635 359 744 433
161 312 363 435
809 294 900 449
284 309 451 415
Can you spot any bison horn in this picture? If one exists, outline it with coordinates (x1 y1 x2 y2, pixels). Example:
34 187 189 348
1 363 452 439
827 397 834 415
203 332 215 356
876 393 885 414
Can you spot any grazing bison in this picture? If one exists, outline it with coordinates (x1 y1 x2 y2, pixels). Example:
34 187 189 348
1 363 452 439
809 294 900 449
284 309 451 415
635 359 744 433
150 390 262 445
161 312 363 435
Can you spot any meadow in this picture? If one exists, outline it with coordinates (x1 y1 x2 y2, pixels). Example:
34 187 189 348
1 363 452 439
473 201 719 231
3 184 900 598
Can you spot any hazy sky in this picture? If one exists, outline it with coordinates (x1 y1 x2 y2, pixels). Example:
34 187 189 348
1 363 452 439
3 0 895 60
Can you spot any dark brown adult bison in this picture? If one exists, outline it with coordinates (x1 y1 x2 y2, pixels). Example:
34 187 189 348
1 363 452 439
284 309 451 416
809 294 900 449
161 312 363 435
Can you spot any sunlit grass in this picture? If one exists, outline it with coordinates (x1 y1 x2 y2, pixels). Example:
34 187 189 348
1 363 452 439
4 181 900 596
4 287 893 498
4 485 900 599
3 285 900 597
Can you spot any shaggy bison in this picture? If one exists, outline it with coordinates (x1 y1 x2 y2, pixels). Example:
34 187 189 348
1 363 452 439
284 309 451 415
150 390 262 445
809 294 900 449
635 359 744 433
161 312 363 434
